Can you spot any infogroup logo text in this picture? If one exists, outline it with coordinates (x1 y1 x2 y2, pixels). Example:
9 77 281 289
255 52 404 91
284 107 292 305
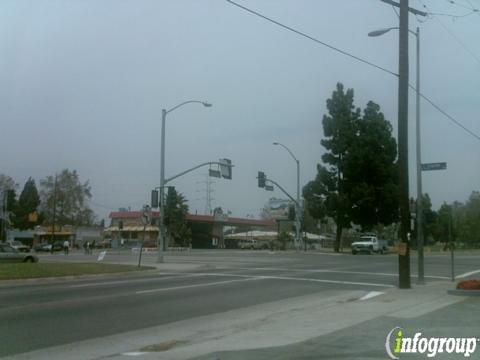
385 327 479 359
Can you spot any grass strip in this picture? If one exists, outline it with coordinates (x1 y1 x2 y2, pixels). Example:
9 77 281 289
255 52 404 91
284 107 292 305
0 262 153 280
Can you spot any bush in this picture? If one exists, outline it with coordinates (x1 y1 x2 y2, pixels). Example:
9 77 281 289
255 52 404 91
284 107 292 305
456 279 480 290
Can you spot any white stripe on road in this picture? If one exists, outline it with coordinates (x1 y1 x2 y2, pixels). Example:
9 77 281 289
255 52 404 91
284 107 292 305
135 277 262 294
234 267 450 280
187 272 393 288
254 275 394 288
69 273 202 288
121 352 148 356
359 291 385 301
456 269 480 279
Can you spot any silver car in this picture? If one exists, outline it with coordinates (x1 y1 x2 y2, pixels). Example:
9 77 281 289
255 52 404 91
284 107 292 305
0 244 38 263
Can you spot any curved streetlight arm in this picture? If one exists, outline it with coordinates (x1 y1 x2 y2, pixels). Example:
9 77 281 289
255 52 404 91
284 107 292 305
368 27 416 37
273 142 298 163
165 100 212 115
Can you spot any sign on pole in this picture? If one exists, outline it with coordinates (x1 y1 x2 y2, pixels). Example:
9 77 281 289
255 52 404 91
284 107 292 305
421 162 447 171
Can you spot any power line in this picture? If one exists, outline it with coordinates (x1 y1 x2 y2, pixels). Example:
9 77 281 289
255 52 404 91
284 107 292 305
409 84 480 141
225 0 480 143
225 0 398 77
443 0 479 11
419 1 480 65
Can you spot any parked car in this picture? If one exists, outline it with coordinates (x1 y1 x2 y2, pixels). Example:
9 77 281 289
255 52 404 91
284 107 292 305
33 243 52 252
0 244 38 263
351 234 388 255
238 239 269 250
7 240 30 253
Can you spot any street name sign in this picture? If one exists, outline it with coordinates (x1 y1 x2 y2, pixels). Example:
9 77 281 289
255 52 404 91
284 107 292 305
421 162 447 171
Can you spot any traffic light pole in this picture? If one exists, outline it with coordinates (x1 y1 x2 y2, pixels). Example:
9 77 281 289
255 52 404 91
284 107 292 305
262 177 301 250
164 161 233 184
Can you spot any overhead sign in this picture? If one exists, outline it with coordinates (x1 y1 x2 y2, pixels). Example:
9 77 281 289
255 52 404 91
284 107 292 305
209 169 221 178
421 162 447 171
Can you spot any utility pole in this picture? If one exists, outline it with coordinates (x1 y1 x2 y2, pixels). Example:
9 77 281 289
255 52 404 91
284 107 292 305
51 174 57 245
398 0 411 289
1 191 6 241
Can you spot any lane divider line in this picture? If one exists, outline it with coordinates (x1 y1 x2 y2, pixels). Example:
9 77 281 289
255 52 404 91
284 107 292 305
456 269 480 279
135 277 262 295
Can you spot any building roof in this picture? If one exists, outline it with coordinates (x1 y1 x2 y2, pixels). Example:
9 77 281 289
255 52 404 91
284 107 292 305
109 211 275 227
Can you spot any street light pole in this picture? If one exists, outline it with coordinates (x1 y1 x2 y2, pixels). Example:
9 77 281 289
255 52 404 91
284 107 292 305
157 100 212 263
158 109 166 263
415 26 424 285
273 142 302 251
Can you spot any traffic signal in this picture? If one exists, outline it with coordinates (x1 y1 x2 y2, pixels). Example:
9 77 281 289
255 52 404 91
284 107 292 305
258 171 266 188
151 189 159 208
219 158 232 180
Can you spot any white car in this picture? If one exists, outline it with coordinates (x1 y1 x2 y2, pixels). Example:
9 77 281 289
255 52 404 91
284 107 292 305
0 244 38 263
7 240 30 253
351 235 388 255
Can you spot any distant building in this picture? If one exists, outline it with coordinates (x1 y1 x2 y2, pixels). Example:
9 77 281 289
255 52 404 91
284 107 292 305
33 225 75 245
104 210 275 249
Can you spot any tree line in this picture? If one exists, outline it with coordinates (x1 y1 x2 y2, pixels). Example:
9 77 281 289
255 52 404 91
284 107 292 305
0 169 95 239
416 192 480 249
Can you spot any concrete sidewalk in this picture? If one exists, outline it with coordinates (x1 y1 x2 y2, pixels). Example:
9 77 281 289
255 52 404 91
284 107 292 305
7 280 468 360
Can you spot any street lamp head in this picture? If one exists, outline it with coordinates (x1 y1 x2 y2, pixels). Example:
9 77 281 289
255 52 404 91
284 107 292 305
368 28 395 37
202 102 212 107
272 142 279 145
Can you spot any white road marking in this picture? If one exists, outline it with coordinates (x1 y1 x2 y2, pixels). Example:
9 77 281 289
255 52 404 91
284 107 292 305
255 275 394 288
358 291 385 301
234 267 450 280
69 273 202 288
456 269 480 279
121 352 148 356
135 277 262 294
191 272 393 288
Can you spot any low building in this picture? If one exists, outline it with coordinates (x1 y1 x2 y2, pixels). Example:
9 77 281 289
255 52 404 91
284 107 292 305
104 210 275 249
33 225 75 245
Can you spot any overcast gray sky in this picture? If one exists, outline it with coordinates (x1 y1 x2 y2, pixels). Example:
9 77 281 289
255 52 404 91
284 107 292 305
1 0 479 222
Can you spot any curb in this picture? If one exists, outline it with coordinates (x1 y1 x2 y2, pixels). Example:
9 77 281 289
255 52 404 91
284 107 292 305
447 289 480 297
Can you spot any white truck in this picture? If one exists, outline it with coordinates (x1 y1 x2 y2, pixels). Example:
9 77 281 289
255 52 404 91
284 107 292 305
351 234 388 255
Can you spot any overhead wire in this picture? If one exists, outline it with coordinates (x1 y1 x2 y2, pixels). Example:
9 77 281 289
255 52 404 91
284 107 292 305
419 0 480 66
225 0 480 142
224 0 398 78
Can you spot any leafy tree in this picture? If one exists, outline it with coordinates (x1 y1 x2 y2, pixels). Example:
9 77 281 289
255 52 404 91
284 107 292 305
345 101 399 230
460 192 480 246
0 175 18 240
304 84 399 251
0 174 17 194
164 187 191 247
434 203 454 246
412 193 437 246
39 169 95 227
13 178 40 230
303 83 359 252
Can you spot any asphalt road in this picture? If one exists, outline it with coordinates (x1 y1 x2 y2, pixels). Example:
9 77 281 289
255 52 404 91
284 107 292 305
1 250 478 358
